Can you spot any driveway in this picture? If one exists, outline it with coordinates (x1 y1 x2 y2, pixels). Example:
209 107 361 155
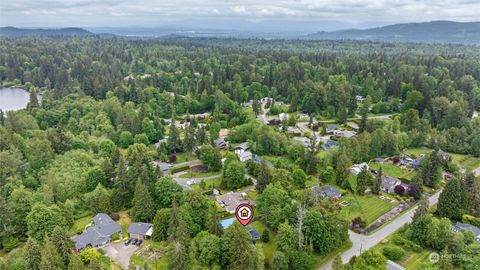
173 172 222 190
104 242 140 269
318 190 442 270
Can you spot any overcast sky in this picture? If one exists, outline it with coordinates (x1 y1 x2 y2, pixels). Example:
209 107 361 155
1 0 479 31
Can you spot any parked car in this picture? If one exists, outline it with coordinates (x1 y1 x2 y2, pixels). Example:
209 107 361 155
136 239 143 246
131 239 138 245
124 239 132 246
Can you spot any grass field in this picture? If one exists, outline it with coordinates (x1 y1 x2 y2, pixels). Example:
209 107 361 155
405 147 480 171
340 194 395 225
369 162 408 178
403 250 432 269
190 177 222 190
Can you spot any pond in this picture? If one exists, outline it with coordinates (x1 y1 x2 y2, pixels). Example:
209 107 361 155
0 87 42 111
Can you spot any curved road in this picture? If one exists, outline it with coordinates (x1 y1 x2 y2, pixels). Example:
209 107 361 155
318 190 442 270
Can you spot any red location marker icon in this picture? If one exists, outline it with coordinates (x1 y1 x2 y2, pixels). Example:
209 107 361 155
235 204 254 226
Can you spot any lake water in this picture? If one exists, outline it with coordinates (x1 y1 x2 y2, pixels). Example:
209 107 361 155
0 87 41 111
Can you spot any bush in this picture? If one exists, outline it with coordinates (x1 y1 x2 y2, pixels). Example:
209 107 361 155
97 248 106 255
394 185 405 195
392 235 422 252
170 165 189 174
2 237 20 252
168 154 177 163
382 245 406 261
110 212 120 221
262 229 270 243
111 233 120 241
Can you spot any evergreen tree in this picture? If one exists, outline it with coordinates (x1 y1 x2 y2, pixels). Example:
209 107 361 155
40 235 64 270
223 222 257 270
167 119 181 153
437 177 467 220
67 255 85 270
437 248 453 270
168 241 189 270
271 251 289 270
24 238 41 270
413 197 429 222
27 91 40 111
207 204 223 236
51 226 74 268
358 96 371 133
131 179 155 222
152 208 171 241
371 167 382 195
356 166 372 195
256 160 271 193
183 124 196 154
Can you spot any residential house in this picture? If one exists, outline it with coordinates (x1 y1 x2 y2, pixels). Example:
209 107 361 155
71 213 121 251
311 185 342 200
350 163 369 176
213 138 228 149
412 157 423 170
253 154 273 167
437 149 450 161
321 139 338 151
380 175 402 193
260 97 273 104
248 227 261 242
238 151 253 162
284 126 303 136
334 130 357 138
356 95 365 102
151 161 172 175
326 124 338 134
128 222 153 240
235 142 249 155
452 222 480 242
216 192 252 214
241 100 253 107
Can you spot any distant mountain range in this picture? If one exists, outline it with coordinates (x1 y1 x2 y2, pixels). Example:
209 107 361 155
0 27 93 37
307 21 480 44
1 21 479 44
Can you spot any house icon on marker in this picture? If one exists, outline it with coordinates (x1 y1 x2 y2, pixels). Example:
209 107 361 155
241 209 249 217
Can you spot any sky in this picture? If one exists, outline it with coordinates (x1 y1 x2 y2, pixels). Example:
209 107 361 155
1 0 479 32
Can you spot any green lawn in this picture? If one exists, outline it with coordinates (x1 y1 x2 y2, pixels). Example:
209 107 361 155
403 249 432 270
340 194 395 225
178 170 220 179
174 152 197 162
369 162 408 178
130 241 169 269
190 177 222 190
404 147 431 158
405 148 480 171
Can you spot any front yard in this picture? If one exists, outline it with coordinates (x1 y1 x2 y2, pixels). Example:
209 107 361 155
340 193 397 226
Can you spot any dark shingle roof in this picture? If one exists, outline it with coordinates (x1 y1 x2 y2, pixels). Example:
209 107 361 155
93 213 121 236
128 222 153 235
312 185 341 198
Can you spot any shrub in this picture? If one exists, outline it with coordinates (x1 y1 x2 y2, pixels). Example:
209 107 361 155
382 245 406 261
2 237 20 252
170 165 189 174
394 185 405 195
168 154 177 163
111 233 120 241
97 248 106 255
110 212 120 221
262 229 270 243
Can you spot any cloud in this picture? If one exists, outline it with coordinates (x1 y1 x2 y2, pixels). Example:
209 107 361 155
0 0 478 28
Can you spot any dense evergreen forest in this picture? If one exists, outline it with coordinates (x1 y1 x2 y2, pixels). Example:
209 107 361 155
0 37 479 270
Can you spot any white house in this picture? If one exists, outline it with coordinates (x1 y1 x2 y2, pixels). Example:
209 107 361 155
350 163 369 176
235 142 249 155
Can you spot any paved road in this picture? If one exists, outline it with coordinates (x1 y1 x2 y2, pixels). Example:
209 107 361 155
172 171 222 190
318 190 442 270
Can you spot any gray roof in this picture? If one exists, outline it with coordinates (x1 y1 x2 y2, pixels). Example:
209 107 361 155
214 138 227 148
454 222 480 237
381 175 401 190
128 222 153 235
71 213 121 250
312 185 341 199
93 213 121 236
387 260 406 270
236 142 249 151
248 227 260 241
326 124 338 133
322 139 338 150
